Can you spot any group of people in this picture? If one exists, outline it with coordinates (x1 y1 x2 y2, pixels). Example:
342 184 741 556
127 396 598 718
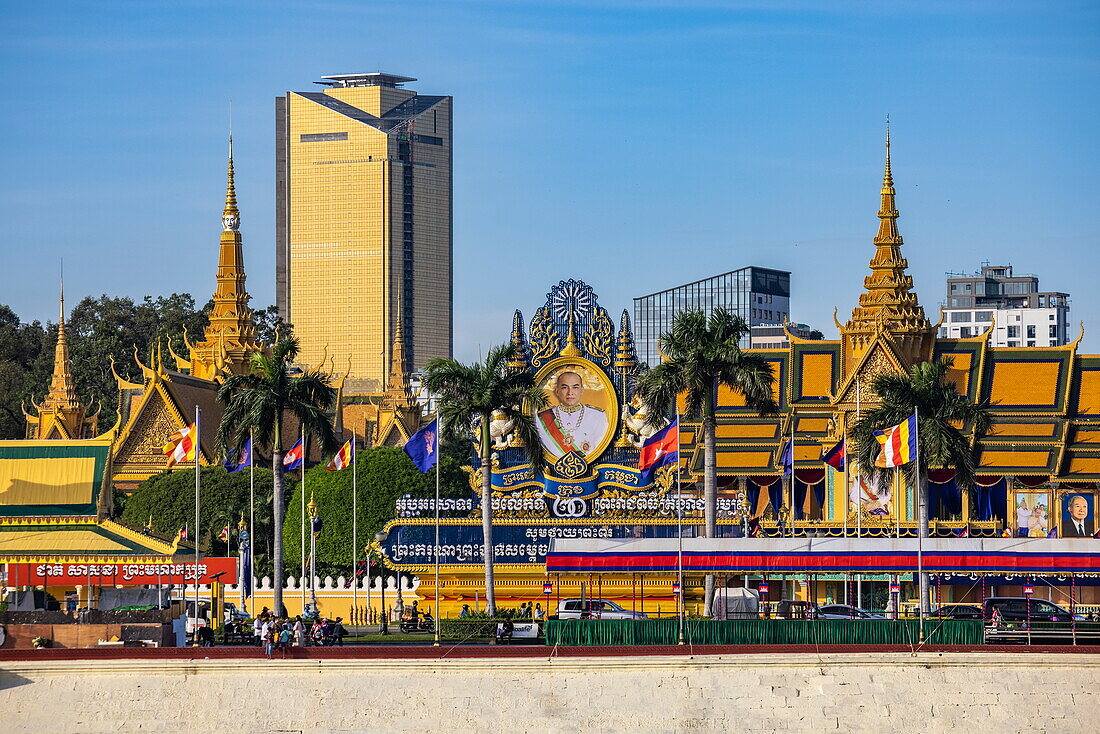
251 609 348 654
456 601 546 619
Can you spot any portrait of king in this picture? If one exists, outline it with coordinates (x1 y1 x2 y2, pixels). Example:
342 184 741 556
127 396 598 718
534 366 613 461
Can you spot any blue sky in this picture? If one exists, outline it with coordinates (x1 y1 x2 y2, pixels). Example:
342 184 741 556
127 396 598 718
1 1 1097 359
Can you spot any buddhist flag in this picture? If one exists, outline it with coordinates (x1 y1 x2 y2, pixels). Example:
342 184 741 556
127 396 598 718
874 413 918 468
327 440 353 471
217 525 230 542
164 423 198 468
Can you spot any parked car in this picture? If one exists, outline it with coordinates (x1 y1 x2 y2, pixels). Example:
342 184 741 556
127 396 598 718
983 597 1074 624
556 599 647 620
816 604 885 620
930 604 984 620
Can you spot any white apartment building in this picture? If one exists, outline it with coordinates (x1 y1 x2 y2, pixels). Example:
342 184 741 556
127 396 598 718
939 265 1070 347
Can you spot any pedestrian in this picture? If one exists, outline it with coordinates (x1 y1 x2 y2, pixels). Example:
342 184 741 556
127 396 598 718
263 621 275 656
278 624 293 652
499 617 514 644
460 604 471 618
293 616 307 647
534 603 544 620
252 616 263 647
333 617 347 646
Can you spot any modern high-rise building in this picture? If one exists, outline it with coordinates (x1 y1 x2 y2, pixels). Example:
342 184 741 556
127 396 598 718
939 264 1070 347
276 72 452 391
632 267 791 366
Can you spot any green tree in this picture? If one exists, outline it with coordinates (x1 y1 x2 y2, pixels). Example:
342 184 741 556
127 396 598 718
217 336 338 615
66 294 211 427
121 465 287 577
851 357 991 613
252 305 292 345
282 446 470 579
422 344 544 615
0 305 50 438
636 308 777 615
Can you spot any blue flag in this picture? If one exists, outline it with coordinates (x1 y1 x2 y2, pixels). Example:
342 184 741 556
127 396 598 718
780 440 794 476
224 437 253 473
404 418 439 473
239 542 252 599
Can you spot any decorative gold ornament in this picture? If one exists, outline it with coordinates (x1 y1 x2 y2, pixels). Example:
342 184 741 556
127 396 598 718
583 307 613 367
529 307 560 367
553 451 589 479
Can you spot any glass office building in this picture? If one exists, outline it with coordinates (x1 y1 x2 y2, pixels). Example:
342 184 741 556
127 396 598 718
632 267 791 366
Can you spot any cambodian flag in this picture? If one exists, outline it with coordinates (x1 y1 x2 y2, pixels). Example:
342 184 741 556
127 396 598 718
821 439 845 471
282 437 304 472
404 418 439 473
639 417 679 482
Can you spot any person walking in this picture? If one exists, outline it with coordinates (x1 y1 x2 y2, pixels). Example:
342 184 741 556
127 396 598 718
332 617 348 646
534 603 544 620
252 616 263 647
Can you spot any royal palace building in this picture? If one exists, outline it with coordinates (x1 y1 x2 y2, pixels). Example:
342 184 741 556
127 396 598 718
377 136 1100 613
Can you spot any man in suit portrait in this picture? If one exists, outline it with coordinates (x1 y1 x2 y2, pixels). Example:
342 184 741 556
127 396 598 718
1062 494 1094 538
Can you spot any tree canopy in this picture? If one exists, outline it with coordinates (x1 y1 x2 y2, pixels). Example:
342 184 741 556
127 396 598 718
0 294 289 439
282 446 472 580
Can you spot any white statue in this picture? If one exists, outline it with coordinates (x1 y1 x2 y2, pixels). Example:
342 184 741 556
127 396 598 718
489 409 515 450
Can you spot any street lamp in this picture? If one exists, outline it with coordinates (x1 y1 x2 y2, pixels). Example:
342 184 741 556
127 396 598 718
307 491 320 612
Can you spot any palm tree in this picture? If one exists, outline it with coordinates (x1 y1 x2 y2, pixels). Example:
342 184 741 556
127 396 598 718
216 336 338 616
422 344 544 615
851 357 991 613
637 308 778 615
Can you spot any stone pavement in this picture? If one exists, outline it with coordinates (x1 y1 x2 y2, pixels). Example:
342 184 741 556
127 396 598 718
2 652 1097 733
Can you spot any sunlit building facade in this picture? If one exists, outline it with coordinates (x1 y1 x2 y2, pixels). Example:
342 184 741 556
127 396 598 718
276 73 453 391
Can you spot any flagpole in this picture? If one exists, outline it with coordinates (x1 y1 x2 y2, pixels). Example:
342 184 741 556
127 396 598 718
434 412 443 647
248 428 254 615
915 406 925 643
300 426 306 615
855 383 861 608
675 413 684 646
192 405 201 644
352 437 358 619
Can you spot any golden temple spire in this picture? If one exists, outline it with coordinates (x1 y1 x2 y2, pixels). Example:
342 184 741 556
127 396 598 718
186 135 266 381
385 317 414 408
841 122 932 372
44 277 81 411
223 135 239 231
25 276 97 439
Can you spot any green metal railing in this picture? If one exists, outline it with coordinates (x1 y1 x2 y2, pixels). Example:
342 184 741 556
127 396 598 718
544 619 984 646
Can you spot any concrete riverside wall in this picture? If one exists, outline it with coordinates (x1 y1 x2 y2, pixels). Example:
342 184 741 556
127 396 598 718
1 653 1097 733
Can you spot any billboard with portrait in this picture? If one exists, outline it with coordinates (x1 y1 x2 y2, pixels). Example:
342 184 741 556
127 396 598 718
1015 492 1050 537
532 357 618 464
1061 492 1095 538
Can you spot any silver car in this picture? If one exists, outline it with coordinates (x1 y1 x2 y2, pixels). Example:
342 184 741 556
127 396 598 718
556 598 647 620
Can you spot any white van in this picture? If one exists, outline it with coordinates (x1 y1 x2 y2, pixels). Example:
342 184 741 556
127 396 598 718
556 598 647 620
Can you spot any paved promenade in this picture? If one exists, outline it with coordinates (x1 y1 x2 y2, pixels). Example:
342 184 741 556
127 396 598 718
3 650 1098 733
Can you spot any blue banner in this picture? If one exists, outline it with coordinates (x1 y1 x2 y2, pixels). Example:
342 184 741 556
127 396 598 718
488 463 656 498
